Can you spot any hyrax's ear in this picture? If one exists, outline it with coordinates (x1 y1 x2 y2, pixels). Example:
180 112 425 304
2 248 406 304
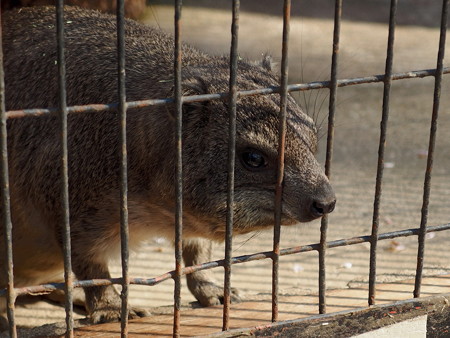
182 75 209 115
180 74 212 130
182 75 208 96
254 53 279 73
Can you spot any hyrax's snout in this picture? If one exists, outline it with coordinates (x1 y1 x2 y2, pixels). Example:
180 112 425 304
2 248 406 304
307 179 336 219
311 198 336 218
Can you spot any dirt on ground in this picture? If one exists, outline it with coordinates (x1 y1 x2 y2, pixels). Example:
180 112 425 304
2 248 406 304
6 1 450 332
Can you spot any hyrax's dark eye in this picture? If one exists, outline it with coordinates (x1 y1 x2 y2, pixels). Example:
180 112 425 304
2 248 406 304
240 149 268 171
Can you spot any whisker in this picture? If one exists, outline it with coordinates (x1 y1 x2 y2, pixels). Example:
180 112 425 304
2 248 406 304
235 231 263 251
148 5 162 30
316 91 331 132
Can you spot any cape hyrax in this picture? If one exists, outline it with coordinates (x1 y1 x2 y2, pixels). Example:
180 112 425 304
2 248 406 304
0 6 336 326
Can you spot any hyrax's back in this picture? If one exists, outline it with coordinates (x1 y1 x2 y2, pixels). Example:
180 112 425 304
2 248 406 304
3 6 207 109
3 7 190 220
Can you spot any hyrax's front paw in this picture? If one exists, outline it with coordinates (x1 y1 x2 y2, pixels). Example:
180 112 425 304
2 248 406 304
188 279 241 307
90 305 150 324
183 239 242 306
86 285 150 324
0 315 8 333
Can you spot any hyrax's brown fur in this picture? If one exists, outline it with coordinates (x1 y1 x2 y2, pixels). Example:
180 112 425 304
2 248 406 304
0 6 335 327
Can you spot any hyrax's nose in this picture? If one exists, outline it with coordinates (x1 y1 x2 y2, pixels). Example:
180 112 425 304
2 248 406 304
311 199 336 218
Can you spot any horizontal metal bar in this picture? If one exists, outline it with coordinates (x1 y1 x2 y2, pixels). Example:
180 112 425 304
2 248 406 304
4 222 449 298
5 67 450 119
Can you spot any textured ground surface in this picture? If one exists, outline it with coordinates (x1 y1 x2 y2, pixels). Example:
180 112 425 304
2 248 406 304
7 1 450 332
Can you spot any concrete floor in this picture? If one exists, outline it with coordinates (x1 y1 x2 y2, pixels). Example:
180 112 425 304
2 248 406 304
6 2 450 333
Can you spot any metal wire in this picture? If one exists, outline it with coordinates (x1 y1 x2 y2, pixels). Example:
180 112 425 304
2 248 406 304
222 0 240 331
173 0 183 336
4 222 449 298
116 0 130 336
0 11 17 338
319 0 342 315
272 0 291 323
56 3 74 337
368 0 398 306
414 0 448 298
5 67 450 120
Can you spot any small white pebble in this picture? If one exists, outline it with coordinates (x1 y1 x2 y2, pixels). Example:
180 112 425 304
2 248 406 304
293 263 304 273
384 162 395 169
426 232 436 240
153 237 167 244
417 149 428 158
341 262 353 269
386 240 406 252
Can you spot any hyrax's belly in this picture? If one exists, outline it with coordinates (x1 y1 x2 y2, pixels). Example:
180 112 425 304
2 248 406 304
9 199 64 287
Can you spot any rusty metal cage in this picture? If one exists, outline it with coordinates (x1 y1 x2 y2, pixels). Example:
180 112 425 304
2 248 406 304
1 0 449 337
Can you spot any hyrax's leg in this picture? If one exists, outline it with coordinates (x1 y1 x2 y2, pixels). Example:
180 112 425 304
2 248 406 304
71 253 149 324
0 265 10 332
0 240 7 331
44 286 86 308
72 258 120 323
183 238 241 306
70 219 150 324
0 297 7 332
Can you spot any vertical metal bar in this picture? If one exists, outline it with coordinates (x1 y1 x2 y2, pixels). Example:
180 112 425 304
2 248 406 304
368 0 397 306
272 0 290 323
222 0 240 332
318 0 342 315
0 13 17 338
173 0 183 336
116 0 130 336
56 3 74 337
414 0 448 298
